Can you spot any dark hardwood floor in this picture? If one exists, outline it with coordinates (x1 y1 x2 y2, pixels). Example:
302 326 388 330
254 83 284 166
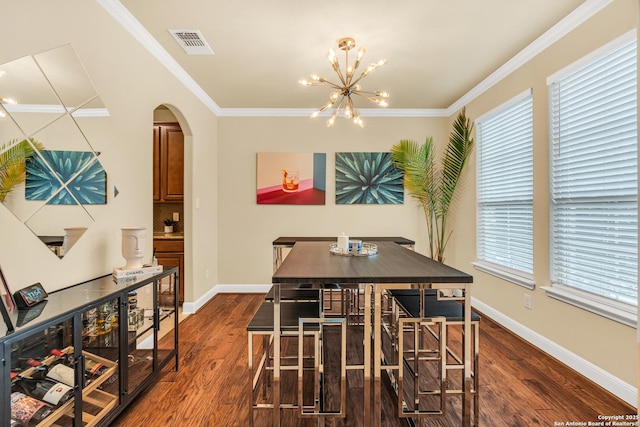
112 293 635 426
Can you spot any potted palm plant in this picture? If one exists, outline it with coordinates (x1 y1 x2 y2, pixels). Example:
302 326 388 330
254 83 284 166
0 138 44 202
391 108 474 262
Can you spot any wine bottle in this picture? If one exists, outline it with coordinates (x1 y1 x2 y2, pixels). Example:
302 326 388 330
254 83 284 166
85 358 108 378
46 364 75 387
12 376 74 406
25 357 75 386
10 392 53 426
49 348 72 364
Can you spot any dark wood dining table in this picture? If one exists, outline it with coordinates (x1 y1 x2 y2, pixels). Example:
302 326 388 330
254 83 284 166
271 240 474 427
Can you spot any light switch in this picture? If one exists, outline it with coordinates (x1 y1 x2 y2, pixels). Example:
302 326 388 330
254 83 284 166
173 212 180 222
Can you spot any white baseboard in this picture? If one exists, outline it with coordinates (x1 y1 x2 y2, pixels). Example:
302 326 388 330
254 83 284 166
181 284 270 314
472 297 637 408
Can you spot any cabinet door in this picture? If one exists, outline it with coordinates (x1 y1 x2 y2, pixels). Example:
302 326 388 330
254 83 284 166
152 126 161 202
156 271 178 370
160 125 184 202
125 282 155 395
80 299 120 422
7 316 81 426
156 253 184 304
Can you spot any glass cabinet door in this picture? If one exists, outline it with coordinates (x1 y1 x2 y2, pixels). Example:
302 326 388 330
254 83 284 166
126 282 154 394
157 272 177 368
8 317 77 427
80 298 120 424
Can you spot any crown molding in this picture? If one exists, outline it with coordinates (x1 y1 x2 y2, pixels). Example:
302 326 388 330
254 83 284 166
96 0 222 115
98 0 613 119
216 108 448 118
447 0 614 115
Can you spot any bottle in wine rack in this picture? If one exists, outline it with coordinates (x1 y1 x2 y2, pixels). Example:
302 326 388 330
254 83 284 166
25 356 75 386
49 348 72 364
12 376 74 406
85 358 108 378
10 392 53 427
46 364 75 387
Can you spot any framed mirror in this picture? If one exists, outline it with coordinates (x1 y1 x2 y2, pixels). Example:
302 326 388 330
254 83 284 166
0 44 116 258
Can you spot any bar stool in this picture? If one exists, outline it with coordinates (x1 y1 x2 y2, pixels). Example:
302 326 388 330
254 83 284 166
391 292 480 424
265 284 343 315
247 300 320 426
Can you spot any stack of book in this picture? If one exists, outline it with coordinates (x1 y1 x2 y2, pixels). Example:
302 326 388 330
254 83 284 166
112 265 163 284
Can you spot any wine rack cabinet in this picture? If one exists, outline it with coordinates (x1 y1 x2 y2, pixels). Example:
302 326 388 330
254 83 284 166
1 268 178 426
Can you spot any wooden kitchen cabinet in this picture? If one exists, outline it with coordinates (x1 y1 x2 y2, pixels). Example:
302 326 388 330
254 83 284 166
154 238 184 304
153 122 184 202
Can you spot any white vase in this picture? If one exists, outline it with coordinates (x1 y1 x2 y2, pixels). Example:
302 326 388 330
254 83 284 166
164 225 174 233
121 227 146 270
62 227 87 255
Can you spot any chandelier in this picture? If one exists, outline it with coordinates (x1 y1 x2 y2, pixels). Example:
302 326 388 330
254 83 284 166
299 37 389 128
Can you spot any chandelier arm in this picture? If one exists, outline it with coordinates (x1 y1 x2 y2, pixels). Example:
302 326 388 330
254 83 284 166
350 61 385 87
336 71 348 88
352 92 388 107
319 80 344 91
349 71 370 87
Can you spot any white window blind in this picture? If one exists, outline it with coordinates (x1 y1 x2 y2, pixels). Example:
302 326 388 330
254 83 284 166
549 39 637 307
476 92 534 278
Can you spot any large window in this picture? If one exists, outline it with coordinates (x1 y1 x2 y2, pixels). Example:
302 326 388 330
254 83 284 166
475 90 534 288
547 33 637 324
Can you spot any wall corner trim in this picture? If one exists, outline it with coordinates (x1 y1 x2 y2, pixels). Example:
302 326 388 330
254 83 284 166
181 284 270 314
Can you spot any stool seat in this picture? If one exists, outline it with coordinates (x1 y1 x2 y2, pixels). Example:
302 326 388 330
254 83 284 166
247 301 320 332
388 289 437 298
393 295 481 322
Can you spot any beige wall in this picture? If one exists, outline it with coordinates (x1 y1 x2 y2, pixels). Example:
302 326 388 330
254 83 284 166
0 0 219 305
1 0 637 404
217 116 448 284
448 0 637 386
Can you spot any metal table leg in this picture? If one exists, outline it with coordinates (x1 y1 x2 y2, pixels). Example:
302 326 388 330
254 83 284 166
364 284 372 427
463 284 472 426
273 284 281 426
373 285 383 427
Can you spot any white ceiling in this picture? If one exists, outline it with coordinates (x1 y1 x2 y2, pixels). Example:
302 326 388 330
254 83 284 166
102 0 604 116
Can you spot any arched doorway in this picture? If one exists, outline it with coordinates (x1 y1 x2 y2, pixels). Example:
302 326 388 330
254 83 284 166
152 105 189 311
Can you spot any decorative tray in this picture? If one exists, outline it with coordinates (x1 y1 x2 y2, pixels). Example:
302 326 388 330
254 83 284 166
329 242 378 256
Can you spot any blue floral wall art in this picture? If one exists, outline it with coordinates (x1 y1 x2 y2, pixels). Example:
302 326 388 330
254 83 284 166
335 152 404 204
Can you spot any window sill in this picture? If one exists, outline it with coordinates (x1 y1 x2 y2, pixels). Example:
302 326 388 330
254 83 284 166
541 285 637 328
472 261 535 290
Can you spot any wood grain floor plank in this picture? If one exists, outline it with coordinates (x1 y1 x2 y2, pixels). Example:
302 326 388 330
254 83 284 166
112 293 635 427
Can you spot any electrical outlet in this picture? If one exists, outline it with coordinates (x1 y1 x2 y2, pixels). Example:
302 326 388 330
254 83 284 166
524 294 532 310
173 212 180 222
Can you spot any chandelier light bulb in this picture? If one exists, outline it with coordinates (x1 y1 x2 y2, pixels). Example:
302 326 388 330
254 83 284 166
301 37 388 127
327 49 337 65
0 110 5 118
0 97 17 105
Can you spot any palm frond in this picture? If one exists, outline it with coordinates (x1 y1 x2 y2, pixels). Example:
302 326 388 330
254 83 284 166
0 138 45 202
439 107 475 217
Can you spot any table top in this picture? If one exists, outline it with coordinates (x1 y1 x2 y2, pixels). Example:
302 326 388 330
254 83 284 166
273 236 415 246
272 241 472 285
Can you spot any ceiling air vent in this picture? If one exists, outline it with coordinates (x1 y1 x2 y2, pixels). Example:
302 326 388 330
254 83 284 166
168 29 214 55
